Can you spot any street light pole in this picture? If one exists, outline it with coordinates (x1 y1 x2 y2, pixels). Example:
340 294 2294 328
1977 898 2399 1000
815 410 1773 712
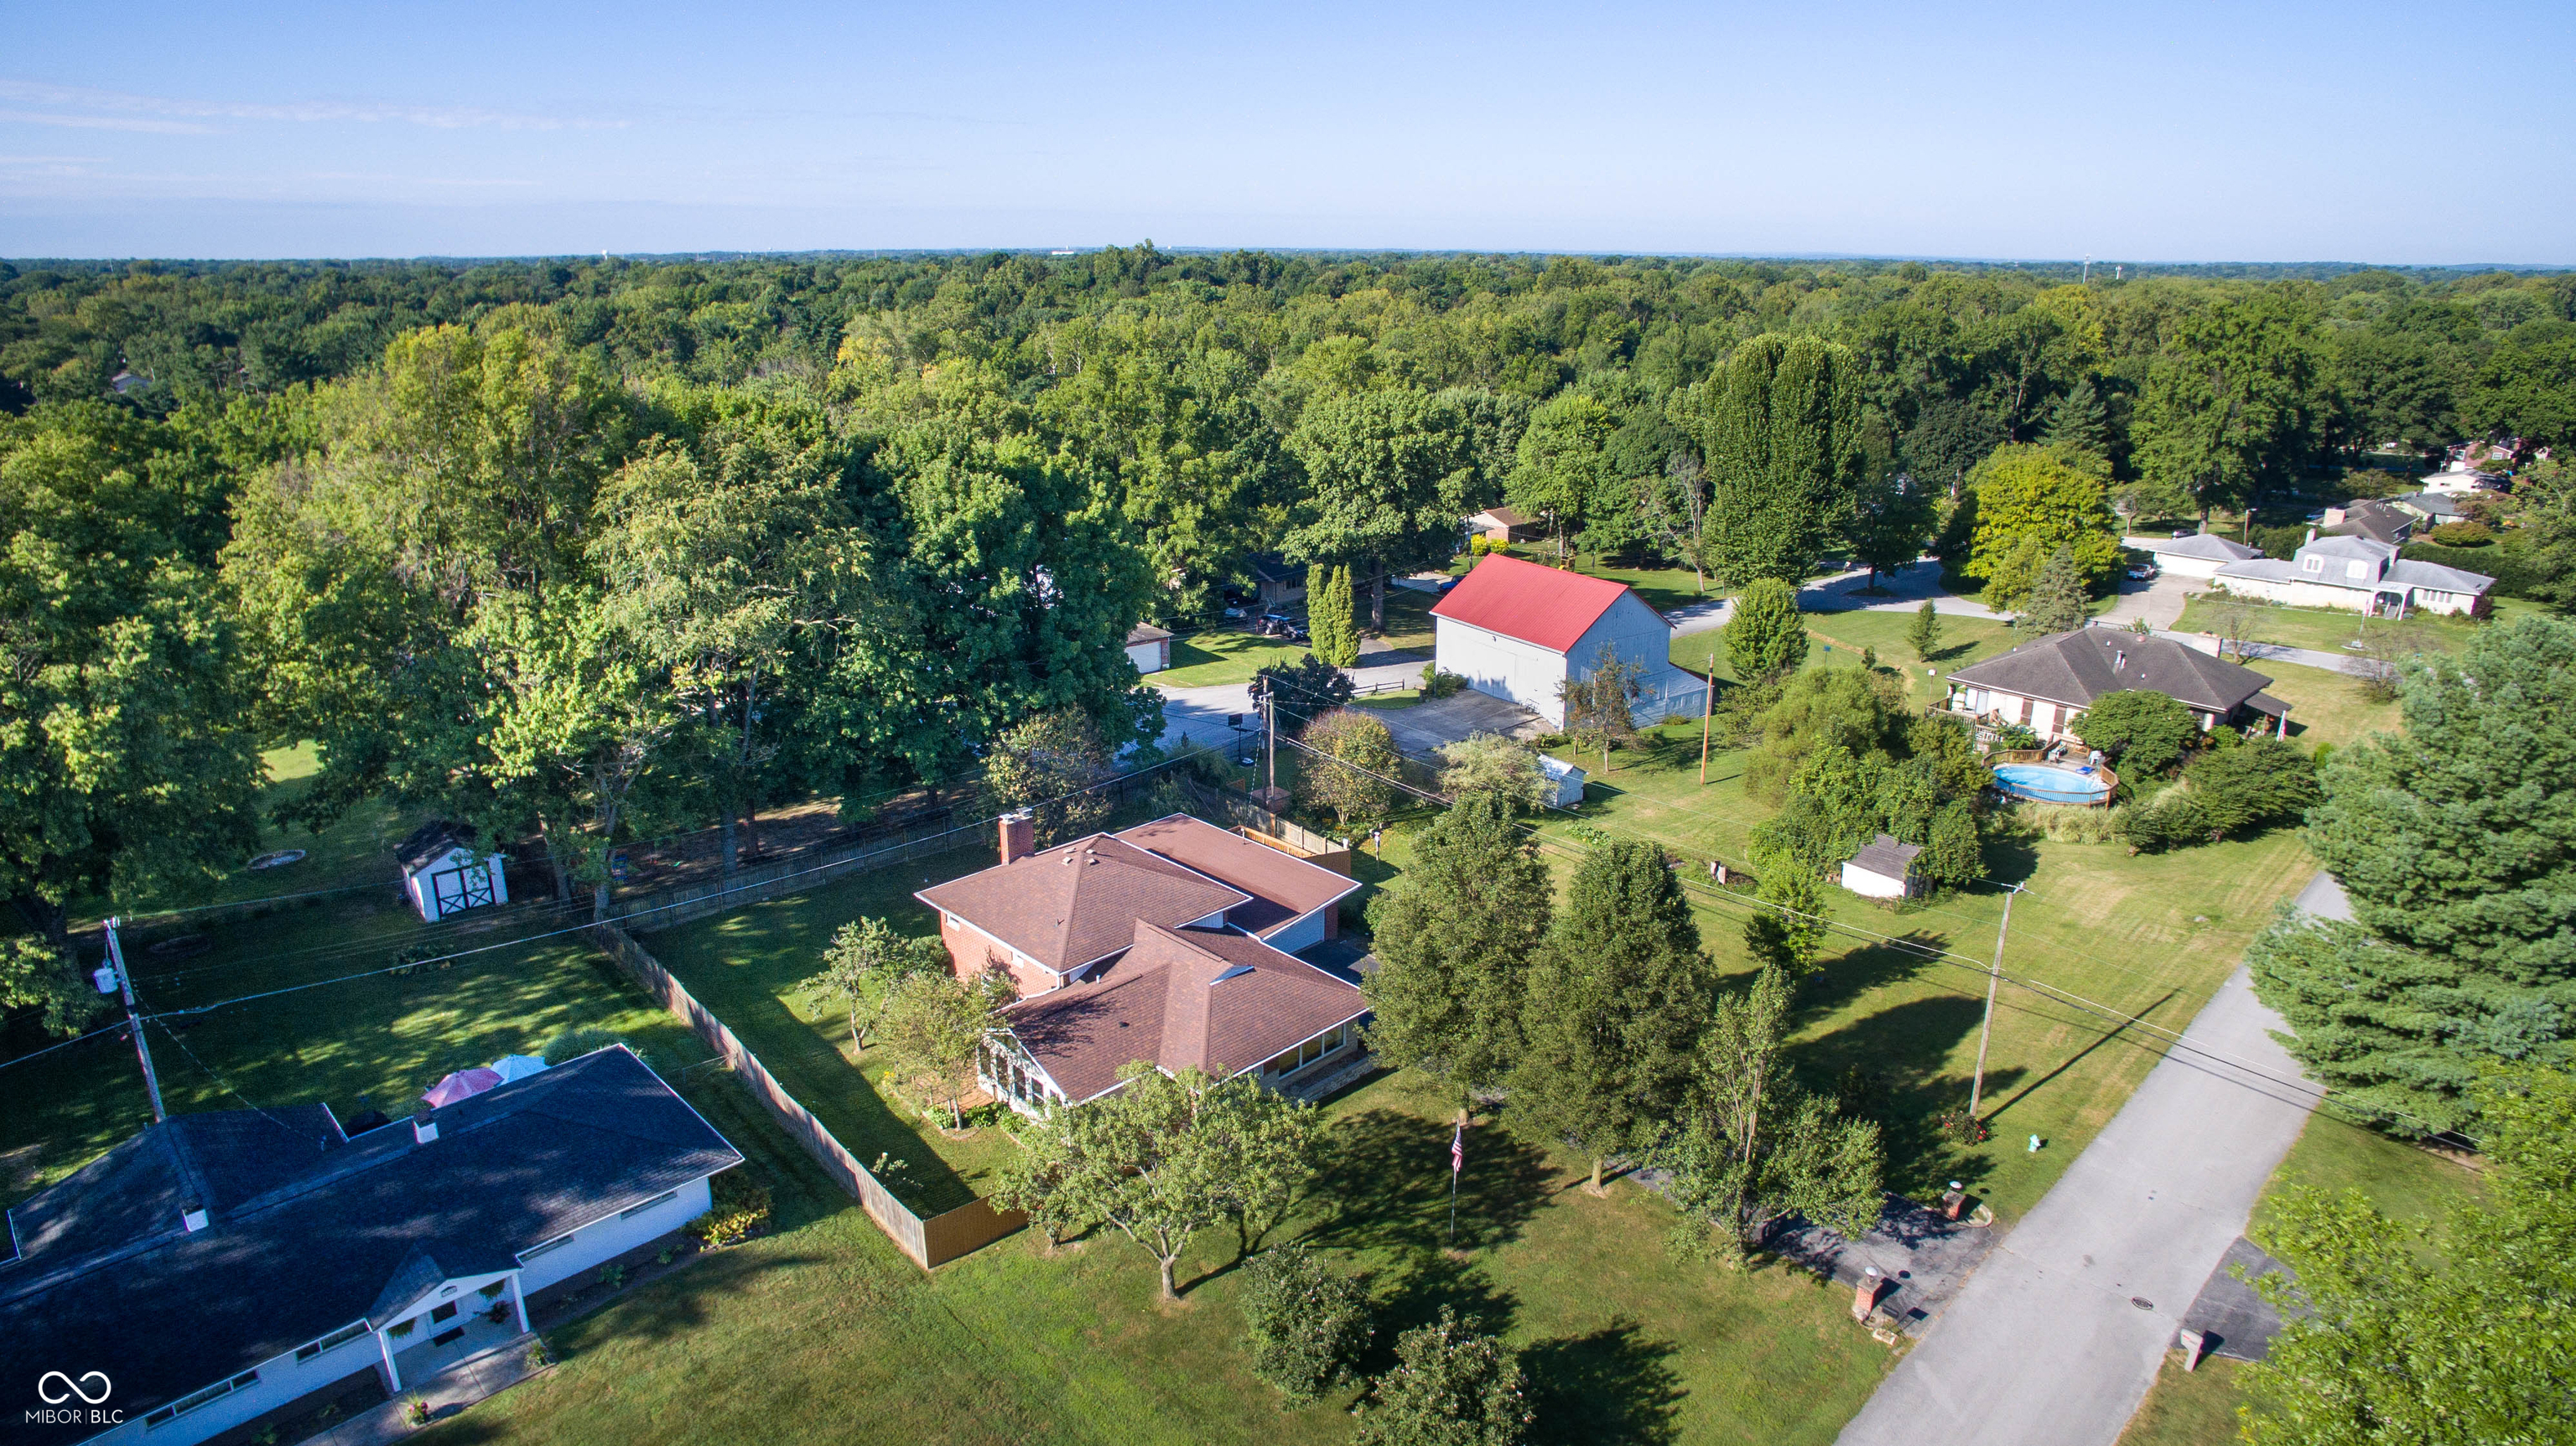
1967 883 2022 1122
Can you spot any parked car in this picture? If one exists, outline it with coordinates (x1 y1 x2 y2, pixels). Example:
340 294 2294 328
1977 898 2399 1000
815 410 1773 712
2127 562 2159 581
1220 604 1247 620
1255 613 1309 642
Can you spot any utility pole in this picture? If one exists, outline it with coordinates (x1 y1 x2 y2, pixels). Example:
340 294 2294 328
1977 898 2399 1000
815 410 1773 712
101 917 167 1123
1966 884 2021 1122
1698 642 1717 785
1264 687 1277 796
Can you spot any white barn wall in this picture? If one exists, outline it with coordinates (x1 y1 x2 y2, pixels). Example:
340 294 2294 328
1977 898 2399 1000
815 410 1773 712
1436 591 1673 727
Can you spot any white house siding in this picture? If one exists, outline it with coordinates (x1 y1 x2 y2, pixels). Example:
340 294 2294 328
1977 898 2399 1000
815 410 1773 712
2213 575 2475 615
83 1324 387 1446
517 1174 713 1295
1435 592 1672 728
2146 552 2231 579
1125 640 1167 675
1259 907 1329 956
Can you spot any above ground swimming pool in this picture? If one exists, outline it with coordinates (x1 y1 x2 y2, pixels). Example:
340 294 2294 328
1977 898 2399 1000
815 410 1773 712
1992 761 2114 805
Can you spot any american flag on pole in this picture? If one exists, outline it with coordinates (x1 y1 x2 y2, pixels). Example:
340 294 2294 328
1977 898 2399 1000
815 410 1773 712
1451 1122 1464 1174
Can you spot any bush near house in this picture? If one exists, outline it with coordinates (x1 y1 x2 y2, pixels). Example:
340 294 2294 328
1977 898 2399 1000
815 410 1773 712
689 1166 775 1246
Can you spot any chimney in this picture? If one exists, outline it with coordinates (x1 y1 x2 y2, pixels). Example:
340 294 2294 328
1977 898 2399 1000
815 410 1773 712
2114 650 2127 672
412 1108 439 1145
180 1203 208 1233
2303 526 2318 546
999 810 1036 866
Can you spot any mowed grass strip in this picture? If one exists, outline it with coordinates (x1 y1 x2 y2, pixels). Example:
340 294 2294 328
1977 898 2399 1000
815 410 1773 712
447 1065 1893 1446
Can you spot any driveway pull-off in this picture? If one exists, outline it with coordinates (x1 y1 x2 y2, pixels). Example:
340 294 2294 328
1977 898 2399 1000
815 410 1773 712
1836 963 2324 1446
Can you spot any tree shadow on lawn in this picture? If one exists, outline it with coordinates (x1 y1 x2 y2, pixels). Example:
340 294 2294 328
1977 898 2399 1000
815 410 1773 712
1786 930 1945 1024
1306 1107 1552 1257
1522 1318 1687 1446
1794 993 2018 1199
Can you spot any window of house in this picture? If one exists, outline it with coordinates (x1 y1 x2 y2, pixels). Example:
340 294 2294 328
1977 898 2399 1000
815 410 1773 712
2347 561 2370 579
157 1370 261 1425
621 1189 679 1220
296 1320 371 1363
518 1231 575 1262
430 1301 459 1324
2301 556 2323 574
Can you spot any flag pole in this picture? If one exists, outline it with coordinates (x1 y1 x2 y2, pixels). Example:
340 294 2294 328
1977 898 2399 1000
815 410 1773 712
1447 1120 1464 1245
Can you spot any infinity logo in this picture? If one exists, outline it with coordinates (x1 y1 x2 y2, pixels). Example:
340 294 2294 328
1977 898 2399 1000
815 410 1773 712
38 1371 112 1405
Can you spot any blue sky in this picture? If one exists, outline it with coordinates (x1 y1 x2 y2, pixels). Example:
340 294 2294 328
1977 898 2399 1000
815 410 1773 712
4 0 2570 263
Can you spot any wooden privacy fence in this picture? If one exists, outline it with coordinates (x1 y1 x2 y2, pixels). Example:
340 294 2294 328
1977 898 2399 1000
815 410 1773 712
587 920 1024 1270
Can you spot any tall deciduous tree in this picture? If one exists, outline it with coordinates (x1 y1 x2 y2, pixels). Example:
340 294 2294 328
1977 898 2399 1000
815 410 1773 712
2251 617 2576 1133
1964 443 2121 612
1 405 262 1031
1654 965 1885 1265
880 967 1016 1131
1670 334 1869 585
1285 387 1502 631
1844 467 1932 588
1298 708 1400 827
1506 390 1620 564
1512 841 1714 1192
2134 288 2328 529
984 707 1118 843
1558 648 1644 774
1365 793 1550 1122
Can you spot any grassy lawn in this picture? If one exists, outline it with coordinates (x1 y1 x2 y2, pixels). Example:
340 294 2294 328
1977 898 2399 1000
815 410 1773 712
1158 628 1315 687
1513 673 2322 1220
2116 1354 2248 1446
2173 593 2549 659
448 1064 1896 1446
2242 665 2402 752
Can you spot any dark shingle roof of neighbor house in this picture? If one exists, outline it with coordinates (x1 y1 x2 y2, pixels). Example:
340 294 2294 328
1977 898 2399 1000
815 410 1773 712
1946 629 2274 716
393 819 475 873
1846 834 1924 879
2386 491 2465 522
2142 532 2265 562
2321 500 2415 546
918 833 1250 972
0 1047 739 1421
1005 920 1366 1102
1474 505 1534 526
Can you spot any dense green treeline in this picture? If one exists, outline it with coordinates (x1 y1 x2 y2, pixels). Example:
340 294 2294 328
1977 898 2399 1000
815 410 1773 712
7 245 2576 1034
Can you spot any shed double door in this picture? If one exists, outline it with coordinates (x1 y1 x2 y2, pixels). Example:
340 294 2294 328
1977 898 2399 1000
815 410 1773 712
430 863 493 914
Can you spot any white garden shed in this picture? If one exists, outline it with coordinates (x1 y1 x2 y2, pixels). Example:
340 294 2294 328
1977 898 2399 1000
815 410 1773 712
396 821 510 923
1840 834 1924 901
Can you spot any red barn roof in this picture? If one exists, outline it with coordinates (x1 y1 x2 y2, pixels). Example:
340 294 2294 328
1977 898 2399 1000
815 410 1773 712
1430 553 1649 655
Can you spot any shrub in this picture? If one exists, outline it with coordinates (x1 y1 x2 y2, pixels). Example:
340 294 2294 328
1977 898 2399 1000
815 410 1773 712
2181 738 2319 837
1239 1245 1372 1402
1420 663 1469 700
2121 791 2215 853
1352 1308 1530 1446
1998 801 2127 845
1991 723 2041 752
2428 520 2496 547
688 1168 772 1246
2072 690 2201 776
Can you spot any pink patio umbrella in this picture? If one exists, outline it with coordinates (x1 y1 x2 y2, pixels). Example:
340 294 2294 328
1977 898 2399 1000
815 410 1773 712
423 1067 502 1108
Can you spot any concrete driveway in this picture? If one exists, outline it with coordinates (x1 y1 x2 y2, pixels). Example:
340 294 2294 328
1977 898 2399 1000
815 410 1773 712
1836 957 2325 1446
2099 570 2194 631
1376 689 1550 756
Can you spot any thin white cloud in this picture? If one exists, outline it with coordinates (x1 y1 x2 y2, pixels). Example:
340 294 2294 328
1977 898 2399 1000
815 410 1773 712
0 109 210 134
0 80 625 132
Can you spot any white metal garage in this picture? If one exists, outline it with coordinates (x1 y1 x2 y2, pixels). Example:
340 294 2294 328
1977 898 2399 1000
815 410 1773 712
1431 554 1690 728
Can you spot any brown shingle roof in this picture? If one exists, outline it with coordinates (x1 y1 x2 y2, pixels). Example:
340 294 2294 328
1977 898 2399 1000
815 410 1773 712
1946 630 2272 716
1114 814 1360 938
1004 921 1367 1102
916 835 1248 973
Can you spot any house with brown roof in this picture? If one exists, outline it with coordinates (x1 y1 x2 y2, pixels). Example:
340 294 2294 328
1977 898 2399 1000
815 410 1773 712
1940 628 2289 742
917 812 1368 1110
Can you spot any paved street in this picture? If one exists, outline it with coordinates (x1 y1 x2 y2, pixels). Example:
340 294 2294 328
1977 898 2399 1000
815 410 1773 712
1836 950 2327 1446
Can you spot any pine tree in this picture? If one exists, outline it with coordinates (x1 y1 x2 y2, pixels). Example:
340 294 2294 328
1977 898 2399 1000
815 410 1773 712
1511 841 1714 1192
2251 616 2576 1134
2043 376 2112 457
1364 793 1550 1122
2018 545 2090 633
1306 562 1359 667
1907 600 1942 661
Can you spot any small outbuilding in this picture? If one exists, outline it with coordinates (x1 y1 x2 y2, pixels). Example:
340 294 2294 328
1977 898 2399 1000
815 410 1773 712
1466 505 1545 543
1841 834 1925 900
1537 754 1588 808
396 821 510 923
1125 624 1175 675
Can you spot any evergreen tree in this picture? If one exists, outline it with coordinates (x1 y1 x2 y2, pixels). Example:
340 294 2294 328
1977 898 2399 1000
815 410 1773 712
1351 1308 1530 1446
1364 793 1550 1122
1306 562 1359 666
1511 841 1714 1192
2018 545 2090 633
2041 376 2112 457
1907 600 1942 661
2251 617 2576 1133
1724 578 1810 681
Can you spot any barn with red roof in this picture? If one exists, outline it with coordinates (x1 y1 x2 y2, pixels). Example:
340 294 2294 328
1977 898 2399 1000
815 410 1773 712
1430 554 1699 727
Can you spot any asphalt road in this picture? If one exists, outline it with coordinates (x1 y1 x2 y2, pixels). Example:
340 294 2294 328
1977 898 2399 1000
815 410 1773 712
1836 932 2331 1446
